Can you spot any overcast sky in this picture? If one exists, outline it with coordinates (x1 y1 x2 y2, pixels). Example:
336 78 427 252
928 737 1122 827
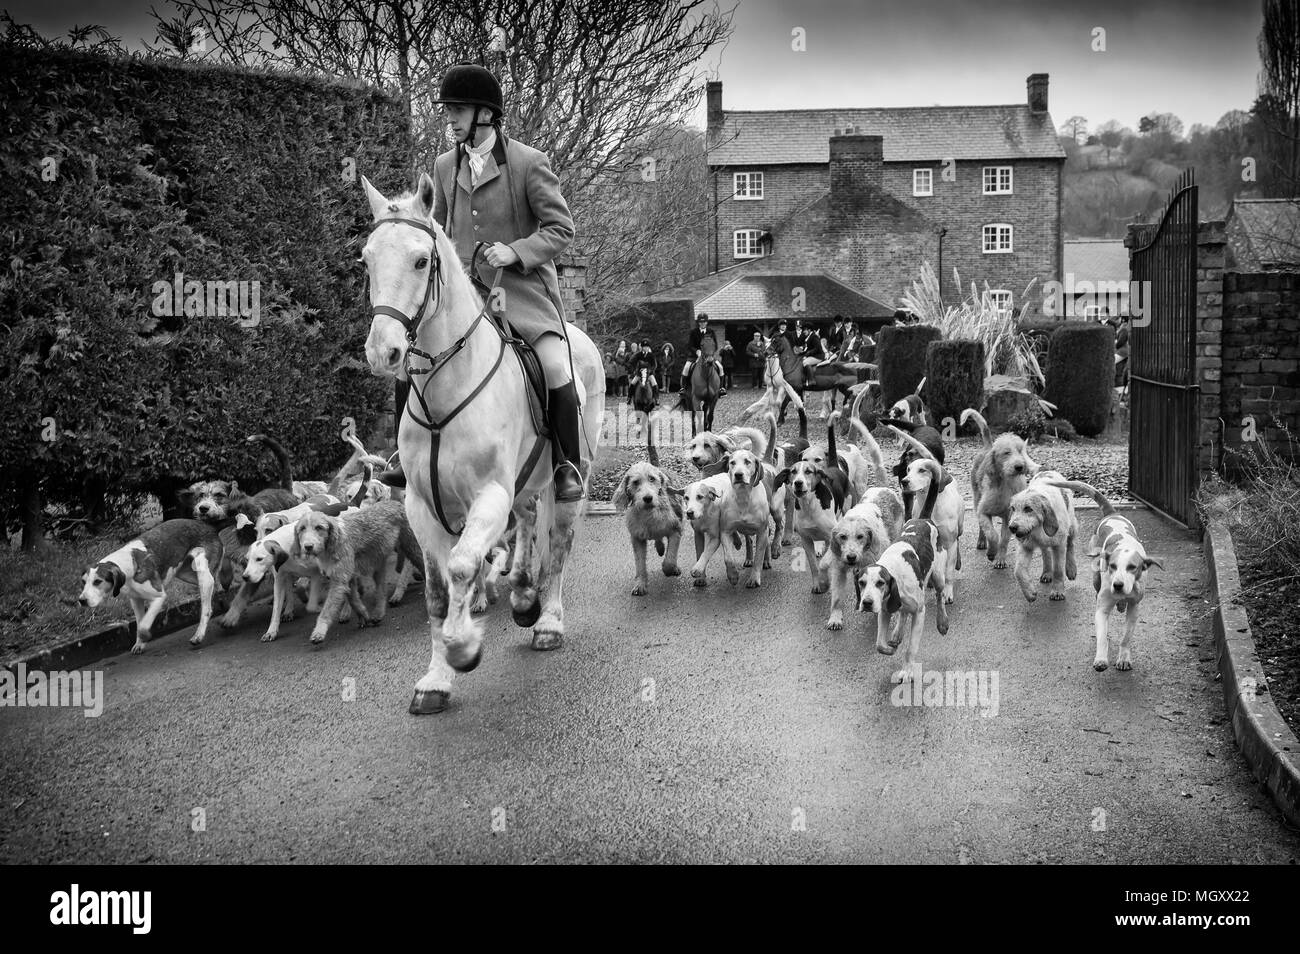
6 0 1266 135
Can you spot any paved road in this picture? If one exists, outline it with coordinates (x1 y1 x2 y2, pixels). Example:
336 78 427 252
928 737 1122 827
2 508 1297 863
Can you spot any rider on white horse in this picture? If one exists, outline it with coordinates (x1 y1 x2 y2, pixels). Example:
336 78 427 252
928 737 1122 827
379 64 586 502
677 313 727 397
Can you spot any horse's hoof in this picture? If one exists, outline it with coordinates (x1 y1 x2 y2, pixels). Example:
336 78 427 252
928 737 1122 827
409 689 450 715
532 630 563 651
511 599 542 628
451 647 482 673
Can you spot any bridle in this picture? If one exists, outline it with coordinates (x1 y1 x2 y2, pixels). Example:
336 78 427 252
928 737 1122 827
367 217 445 343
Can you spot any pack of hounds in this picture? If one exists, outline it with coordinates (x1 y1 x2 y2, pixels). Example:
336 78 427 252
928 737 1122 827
612 391 1163 681
77 433 505 655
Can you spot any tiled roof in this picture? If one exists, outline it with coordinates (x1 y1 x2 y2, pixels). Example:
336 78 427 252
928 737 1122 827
1227 198 1300 271
652 271 895 322
1062 240 1129 284
710 106 1066 165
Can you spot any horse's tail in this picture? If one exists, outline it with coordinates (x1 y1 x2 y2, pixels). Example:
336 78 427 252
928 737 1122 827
247 433 292 489
1046 479 1115 516
849 416 885 481
960 408 991 448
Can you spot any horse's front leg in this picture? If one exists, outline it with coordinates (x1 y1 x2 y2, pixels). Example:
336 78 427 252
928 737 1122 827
508 495 541 628
442 481 513 672
406 497 454 714
528 490 584 651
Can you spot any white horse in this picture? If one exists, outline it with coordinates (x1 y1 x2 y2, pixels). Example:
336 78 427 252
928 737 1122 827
742 337 804 422
360 174 604 714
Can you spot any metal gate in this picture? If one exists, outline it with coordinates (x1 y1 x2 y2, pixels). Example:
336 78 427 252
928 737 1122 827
1128 169 1198 525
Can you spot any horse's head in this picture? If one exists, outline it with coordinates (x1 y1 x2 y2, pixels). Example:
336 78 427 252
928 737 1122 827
359 173 460 378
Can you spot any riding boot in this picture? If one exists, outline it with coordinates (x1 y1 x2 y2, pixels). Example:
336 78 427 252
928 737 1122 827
378 378 411 488
547 382 586 502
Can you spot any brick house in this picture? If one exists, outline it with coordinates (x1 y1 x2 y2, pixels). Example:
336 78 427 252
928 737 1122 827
647 74 1065 341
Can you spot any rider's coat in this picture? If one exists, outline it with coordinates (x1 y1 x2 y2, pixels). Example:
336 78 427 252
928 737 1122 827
432 133 574 345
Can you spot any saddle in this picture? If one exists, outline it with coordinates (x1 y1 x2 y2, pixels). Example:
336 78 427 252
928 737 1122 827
469 267 549 437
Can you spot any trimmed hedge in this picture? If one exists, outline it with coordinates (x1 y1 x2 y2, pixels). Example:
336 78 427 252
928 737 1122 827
878 324 941 406
0 44 412 527
1044 323 1115 437
924 339 985 429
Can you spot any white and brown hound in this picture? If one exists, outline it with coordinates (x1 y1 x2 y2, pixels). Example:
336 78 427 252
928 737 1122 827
858 516 950 685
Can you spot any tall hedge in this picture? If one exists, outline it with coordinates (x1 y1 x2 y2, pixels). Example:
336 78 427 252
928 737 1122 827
878 324 942 406
0 44 412 535
925 339 985 428
1045 323 1115 437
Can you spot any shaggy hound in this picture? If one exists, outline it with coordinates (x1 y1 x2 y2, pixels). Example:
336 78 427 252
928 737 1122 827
292 500 422 645
612 460 684 595
960 408 1038 569
1006 470 1079 603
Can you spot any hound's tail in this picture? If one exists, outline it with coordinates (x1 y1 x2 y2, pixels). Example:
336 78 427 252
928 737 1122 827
726 426 768 462
764 413 778 465
915 376 927 396
247 433 292 489
827 409 842 467
348 465 372 508
886 424 937 462
396 513 424 571
1046 479 1115 516
959 408 991 449
849 416 885 480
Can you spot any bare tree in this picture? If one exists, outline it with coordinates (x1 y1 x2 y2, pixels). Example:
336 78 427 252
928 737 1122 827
1059 115 1088 144
1258 0 1300 190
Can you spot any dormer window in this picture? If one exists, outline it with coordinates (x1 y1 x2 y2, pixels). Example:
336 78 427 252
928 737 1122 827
734 172 764 200
913 169 933 196
983 166 1013 194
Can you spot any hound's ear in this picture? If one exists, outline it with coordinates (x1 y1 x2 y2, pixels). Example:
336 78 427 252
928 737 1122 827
665 484 685 497
235 513 254 530
828 532 842 557
290 521 306 557
361 174 389 220
813 480 834 512
611 473 631 512
417 172 436 217
1040 498 1059 538
749 460 763 486
774 468 790 490
322 517 339 554
1143 557 1163 571
881 568 902 614
939 472 953 490
177 486 195 505
652 467 670 488
102 563 125 597
706 486 720 501
268 542 290 570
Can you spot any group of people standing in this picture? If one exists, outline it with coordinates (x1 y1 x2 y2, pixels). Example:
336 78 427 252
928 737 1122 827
602 313 877 404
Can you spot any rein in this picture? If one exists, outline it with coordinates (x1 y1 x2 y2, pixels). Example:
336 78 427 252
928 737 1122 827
368 215 542 535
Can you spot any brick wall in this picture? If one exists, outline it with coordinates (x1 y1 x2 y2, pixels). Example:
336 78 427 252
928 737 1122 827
1193 222 1226 476
1220 269 1300 466
711 154 1061 312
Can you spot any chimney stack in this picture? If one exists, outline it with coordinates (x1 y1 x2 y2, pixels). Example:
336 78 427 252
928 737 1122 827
707 81 723 132
830 134 883 198
1027 73 1048 115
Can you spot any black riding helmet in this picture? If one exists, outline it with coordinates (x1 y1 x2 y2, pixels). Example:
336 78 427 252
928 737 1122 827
434 63 504 154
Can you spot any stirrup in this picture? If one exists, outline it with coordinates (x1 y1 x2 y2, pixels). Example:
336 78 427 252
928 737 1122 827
553 460 585 502
377 451 406 489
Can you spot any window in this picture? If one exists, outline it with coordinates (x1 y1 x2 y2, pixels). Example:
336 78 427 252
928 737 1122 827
982 224 1013 253
983 166 1013 194
913 169 933 196
734 171 764 200
1083 303 1106 320
989 290 1013 316
734 229 764 259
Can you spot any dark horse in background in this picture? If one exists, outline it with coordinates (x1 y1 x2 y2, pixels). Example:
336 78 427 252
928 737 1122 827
630 367 662 465
676 335 720 435
772 334 868 432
